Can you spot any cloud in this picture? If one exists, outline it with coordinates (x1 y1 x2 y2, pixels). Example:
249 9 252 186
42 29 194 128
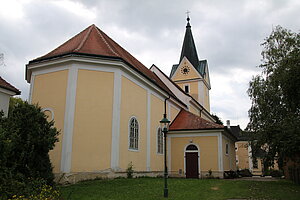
0 0 299 128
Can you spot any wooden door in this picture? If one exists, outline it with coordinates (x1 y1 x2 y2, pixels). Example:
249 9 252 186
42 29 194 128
185 152 199 178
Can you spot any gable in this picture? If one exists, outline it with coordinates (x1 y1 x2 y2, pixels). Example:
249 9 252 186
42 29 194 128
171 57 202 81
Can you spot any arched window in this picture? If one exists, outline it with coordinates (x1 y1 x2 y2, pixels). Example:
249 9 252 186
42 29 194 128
186 144 198 151
157 127 163 154
129 117 139 150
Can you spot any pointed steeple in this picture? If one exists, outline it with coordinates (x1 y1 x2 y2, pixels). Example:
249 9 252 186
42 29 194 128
179 16 199 69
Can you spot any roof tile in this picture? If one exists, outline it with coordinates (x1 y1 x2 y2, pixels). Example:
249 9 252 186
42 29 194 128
169 109 224 131
0 76 21 95
29 25 181 104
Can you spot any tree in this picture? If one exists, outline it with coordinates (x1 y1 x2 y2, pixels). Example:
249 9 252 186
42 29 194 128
211 113 223 125
247 26 300 169
0 101 59 198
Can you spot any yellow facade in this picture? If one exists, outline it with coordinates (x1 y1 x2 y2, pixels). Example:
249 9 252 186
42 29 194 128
171 57 201 81
31 70 69 173
150 94 164 171
222 136 236 171
236 141 250 170
176 81 198 100
170 136 219 175
71 70 114 172
119 76 147 171
170 105 180 121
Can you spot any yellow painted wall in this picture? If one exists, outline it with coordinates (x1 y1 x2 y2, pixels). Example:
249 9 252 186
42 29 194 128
31 70 69 173
203 86 210 112
171 57 200 81
119 76 147 171
71 70 114 172
236 141 250 170
222 136 236 171
150 94 164 171
170 105 180 121
176 81 198 101
189 105 200 116
170 136 219 174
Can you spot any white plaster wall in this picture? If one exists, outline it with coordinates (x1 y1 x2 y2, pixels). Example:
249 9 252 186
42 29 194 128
0 92 10 117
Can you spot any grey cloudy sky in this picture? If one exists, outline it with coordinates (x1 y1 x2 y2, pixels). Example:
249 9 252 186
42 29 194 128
0 0 299 129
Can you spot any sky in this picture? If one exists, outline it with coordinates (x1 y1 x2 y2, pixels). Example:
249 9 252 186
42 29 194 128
0 0 299 129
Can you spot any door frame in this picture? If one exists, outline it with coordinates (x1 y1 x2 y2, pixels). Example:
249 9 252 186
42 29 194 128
184 143 200 177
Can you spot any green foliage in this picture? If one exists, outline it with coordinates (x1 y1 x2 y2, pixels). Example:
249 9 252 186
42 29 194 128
126 162 134 178
0 101 59 199
211 113 223 125
263 169 284 177
247 26 300 169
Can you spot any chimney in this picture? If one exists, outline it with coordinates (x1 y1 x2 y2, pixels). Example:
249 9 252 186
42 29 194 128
226 120 230 129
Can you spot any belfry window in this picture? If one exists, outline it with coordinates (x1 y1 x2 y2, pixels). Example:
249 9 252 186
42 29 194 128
184 85 189 93
129 117 139 150
157 127 163 154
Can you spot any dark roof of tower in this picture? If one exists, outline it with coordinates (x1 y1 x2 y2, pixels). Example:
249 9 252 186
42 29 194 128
179 17 199 69
170 18 208 78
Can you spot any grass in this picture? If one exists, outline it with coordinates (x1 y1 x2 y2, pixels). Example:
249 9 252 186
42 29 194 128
59 178 300 200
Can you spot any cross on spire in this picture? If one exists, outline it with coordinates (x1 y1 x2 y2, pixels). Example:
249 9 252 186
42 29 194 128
186 10 190 21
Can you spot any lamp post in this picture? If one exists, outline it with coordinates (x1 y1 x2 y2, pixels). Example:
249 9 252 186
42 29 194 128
160 113 170 198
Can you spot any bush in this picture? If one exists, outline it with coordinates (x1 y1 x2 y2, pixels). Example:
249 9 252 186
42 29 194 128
126 162 134 178
0 101 59 198
224 170 238 179
264 169 284 177
238 169 253 177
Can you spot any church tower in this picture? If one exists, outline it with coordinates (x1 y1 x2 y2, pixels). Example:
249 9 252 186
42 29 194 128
170 16 211 112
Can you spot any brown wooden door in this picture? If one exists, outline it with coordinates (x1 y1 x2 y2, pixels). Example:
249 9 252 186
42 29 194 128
185 152 199 178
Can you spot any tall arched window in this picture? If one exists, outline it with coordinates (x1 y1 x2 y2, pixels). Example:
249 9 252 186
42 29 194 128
157 127 163 154
129 117 139 150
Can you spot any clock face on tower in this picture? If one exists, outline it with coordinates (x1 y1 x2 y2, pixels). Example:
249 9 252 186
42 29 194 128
181 66 190 75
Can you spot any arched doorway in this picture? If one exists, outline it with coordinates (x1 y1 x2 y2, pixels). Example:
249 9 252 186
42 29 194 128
185 144 199 178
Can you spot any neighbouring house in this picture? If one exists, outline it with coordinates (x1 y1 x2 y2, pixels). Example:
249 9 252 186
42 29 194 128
25 17 237 182
0 76 21 116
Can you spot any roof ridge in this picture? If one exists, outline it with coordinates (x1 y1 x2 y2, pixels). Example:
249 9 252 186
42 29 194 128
94 26 119 57
74 24 94 52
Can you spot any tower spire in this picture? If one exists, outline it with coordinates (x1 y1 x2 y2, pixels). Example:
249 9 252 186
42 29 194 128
179 14 199 69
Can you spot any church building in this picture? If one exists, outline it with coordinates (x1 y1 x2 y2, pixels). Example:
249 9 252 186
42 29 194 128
26 17 237 182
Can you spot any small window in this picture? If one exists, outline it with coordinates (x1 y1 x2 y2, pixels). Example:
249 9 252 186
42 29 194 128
225 143 229 155
184 85 189 93
157 127 163 154
129 117 139 150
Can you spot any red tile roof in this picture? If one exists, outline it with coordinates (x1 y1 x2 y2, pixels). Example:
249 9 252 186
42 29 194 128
0 76 21 95
29 25 184 106
169 109 224 131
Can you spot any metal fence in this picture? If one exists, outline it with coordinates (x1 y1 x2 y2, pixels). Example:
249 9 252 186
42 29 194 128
288 167 300 184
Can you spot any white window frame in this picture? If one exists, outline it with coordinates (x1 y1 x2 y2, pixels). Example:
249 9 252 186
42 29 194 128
157 127 163 154
128 116 139 151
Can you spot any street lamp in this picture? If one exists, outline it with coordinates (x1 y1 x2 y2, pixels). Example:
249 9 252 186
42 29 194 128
160 113 170 198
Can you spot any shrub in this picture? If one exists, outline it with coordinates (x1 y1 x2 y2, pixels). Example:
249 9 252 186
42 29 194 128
126 162 134 178
264 169 284 177
224 170 238 179
238 169 253 177
0 101 59 198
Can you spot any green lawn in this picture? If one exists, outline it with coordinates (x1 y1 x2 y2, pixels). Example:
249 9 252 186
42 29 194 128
59 178 300 200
